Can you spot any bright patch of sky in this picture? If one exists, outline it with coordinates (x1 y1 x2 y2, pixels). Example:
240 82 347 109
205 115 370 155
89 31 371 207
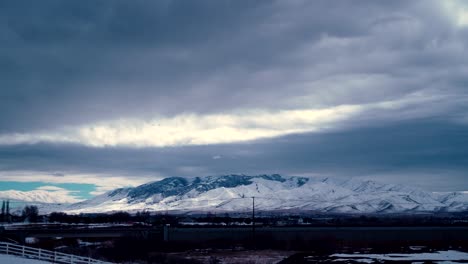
0 105 362 147
0 93 444 148
0 171 157 200
442 0 468 26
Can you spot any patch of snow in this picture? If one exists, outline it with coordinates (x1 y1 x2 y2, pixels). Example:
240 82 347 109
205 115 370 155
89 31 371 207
24 237 39 244
0 254 51 264
409 246 426 251
331 250 468 261
333 258 374 263
0 189 81 204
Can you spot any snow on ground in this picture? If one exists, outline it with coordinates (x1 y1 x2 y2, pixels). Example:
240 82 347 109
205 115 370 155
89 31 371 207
0 254 51 264
331 250 468 262
169 249 292 264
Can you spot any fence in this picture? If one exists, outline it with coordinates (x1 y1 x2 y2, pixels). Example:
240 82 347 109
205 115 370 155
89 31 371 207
0 242 112 264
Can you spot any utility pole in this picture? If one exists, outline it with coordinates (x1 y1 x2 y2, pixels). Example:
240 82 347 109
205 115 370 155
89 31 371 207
1 200 5 222
6 200 10 223
252 196 255 249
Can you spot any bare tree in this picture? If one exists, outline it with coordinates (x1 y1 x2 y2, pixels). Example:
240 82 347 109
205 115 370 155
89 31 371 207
22 205 39 223
6 200 10 223
1 201 5 222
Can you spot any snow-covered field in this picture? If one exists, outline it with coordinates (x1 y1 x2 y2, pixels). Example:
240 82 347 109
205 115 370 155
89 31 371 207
3 248 468 263
300 250 468 263
332 250 468 262
0 254 51 264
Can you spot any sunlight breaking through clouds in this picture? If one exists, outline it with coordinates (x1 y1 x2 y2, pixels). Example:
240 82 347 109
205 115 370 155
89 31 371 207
442 0 468 26
0 90 453 148
0 105 363 147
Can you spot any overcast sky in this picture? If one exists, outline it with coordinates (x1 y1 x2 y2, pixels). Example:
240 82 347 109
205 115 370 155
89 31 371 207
0 0 468 201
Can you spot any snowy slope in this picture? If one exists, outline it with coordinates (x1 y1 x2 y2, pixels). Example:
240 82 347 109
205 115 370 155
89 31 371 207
55 174 468 214
0 190 79 204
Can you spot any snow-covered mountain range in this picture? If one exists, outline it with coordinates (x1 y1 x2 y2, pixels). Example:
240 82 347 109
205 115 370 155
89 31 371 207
53 174 468 214
0 189 80 204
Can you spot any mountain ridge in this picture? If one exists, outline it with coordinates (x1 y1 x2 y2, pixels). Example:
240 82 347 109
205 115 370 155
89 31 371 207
60 174 468 214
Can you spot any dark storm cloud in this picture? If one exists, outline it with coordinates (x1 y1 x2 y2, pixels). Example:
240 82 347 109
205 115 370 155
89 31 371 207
1 0 465 133
1 1 468 191
0 119 467 191
0 0 272 131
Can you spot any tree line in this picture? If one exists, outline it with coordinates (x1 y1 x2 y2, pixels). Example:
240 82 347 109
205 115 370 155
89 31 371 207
0 200 11 222
1 200 39 223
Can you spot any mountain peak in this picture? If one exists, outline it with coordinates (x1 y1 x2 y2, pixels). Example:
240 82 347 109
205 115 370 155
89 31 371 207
44 174 468 214
124 174 306 201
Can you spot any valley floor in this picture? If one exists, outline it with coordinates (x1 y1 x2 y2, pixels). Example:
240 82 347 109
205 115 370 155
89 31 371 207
149 248 468 264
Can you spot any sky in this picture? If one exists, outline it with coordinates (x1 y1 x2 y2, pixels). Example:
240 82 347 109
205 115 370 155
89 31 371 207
0 0 468 203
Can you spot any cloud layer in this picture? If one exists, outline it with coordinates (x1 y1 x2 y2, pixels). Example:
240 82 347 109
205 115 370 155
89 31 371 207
1 0 467 132
0 0 467 198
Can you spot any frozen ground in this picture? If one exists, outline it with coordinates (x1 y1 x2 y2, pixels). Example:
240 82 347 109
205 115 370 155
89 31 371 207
169 249 293 264
0 254 51 264
331 250 468 262
140 249 468 263
280 247 468 263
324 250 468 263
